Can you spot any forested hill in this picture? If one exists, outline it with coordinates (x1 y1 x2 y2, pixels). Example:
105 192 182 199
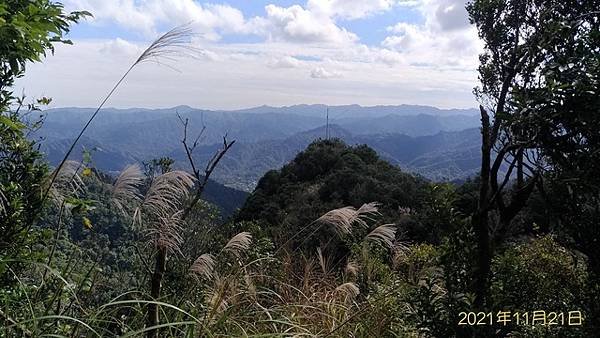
236 139 433 243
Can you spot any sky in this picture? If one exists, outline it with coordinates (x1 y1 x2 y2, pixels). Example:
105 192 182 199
15 0 483 110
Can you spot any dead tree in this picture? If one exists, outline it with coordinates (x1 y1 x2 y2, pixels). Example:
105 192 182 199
147 114 235 337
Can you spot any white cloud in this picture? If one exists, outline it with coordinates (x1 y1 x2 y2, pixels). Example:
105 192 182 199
66 1 363 46
253 4 358 44
15 1 481 110
64 0 251 39
382 0 480 69
424 0 471 31
15 37 478 110
99 38 141 56
267 56 304 69
306 0 396 19
310 66 342 79
375 48 405 66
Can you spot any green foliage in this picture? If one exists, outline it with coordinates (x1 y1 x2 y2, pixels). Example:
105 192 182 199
0 1 598 336
0 108 48 274
0 0 89 285
491 236 587 337
237 139 429 245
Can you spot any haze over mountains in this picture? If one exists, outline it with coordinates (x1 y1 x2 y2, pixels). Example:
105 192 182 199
36 104 482 191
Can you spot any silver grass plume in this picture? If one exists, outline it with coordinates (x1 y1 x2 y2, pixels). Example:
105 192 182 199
357 202 380 218
316 247 331 275
392 241 412 270
146 210 185 254
110 164 144 214
316 202 380 235
206 277 229 315
43 24 197 203
190 253 216 280
223 232 252 258
142 170 195 218
141 171 195 253
335 282 360 300
365 224 397 249
134 24 199 67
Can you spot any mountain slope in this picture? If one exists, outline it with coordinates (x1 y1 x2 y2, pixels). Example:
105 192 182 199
235 139 429 245
36 105 482 190
168 126 481 190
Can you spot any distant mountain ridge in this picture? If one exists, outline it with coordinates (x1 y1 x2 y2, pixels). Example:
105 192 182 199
35 104 482 191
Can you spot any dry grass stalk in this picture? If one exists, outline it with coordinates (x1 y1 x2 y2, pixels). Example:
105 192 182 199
335 282 360 301
205 277 230 316
142 170 195 218
316 247 331 275
344 260 359 276
223 232 252 258
243 271 257 299
316 202 380 235
110 164 143 214
365 224 397 249
190 253 216 280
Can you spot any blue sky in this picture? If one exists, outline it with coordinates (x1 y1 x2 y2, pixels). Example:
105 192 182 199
67 0 423 44
17 0 482 109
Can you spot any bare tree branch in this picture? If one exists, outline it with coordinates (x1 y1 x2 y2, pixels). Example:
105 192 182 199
176 118 235 221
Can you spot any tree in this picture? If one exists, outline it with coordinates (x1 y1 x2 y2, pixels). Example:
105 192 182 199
145 119 234 338
0 108 48 261
467 0 599 308
0 1 88 262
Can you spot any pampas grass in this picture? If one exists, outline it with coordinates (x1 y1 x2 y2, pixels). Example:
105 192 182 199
344 260 359 277
139 170 194 254
190 253 216 280
110 164 144 214
223 232 252 258
47 160 84 206
316 247 331 275
316 202 380 235
134 25 198 67
334 282 360 300
149 210 185 254
43 24 197 203
142 170 195 218
365 224 397 249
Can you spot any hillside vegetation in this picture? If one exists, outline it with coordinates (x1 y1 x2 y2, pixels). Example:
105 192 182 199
1 0 599 337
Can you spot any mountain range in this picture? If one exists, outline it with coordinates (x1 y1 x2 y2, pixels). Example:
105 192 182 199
35 104 482 192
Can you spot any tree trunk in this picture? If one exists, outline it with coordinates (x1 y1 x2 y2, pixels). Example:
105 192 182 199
147 247 167 338
473 106 492 308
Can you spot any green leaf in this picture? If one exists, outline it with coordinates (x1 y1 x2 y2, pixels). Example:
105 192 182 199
0 115 25 131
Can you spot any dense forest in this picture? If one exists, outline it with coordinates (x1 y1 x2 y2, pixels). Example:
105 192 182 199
1 0 599 337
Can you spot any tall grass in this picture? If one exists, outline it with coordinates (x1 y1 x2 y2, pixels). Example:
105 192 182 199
43 25 196 203
4 179 419 337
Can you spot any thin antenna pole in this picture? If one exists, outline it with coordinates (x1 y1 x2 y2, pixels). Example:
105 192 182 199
326 106 329 140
